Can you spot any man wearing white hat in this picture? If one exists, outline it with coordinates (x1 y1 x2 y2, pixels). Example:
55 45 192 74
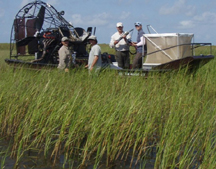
85 35 102 73
109 22 131 69
57 37 72 71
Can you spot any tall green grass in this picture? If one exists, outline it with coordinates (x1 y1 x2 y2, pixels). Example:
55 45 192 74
0 45 216 168
0 44 10 50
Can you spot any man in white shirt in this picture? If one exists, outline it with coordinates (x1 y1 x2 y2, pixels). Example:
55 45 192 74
85 35 102 73
109 22 131 69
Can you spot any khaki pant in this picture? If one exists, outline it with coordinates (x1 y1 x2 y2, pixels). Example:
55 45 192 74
132 52 146 69
115 51 130 69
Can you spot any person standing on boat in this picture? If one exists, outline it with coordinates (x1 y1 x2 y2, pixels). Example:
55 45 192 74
57 37 72 72
131 22 146 69
85 35 102 73
109 22 131 69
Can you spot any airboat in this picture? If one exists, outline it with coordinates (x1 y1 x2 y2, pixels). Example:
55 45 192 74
5 0 214 74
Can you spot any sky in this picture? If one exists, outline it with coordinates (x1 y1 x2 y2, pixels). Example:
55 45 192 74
0 0 216 45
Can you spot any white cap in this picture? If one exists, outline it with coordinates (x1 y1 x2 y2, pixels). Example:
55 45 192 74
88 35 97 41
61 37 69 41
116 22 123 27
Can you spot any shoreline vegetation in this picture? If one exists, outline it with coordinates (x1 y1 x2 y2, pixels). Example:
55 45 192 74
0 44 216 168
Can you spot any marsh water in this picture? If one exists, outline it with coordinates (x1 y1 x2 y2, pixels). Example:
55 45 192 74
0 140 155 169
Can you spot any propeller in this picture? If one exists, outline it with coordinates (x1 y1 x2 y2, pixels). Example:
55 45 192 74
17 6 45 47
34 5 45 31
16 37 36 47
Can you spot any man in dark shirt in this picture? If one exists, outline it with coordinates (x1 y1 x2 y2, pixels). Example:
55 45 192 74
131 22 146 69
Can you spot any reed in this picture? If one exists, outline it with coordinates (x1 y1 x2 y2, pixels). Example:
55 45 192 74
0 45 216 168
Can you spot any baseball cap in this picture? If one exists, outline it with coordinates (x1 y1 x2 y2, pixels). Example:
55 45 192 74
135 22 142 26
88 35 97 41
61 37 69 41
116 22 123 27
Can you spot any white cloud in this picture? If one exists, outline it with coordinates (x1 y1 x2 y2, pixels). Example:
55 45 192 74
119 11 131 20
71 14 82 25
159 0 195 16
178 11 216 29
70 12 111 27
178 20 195 29
193 12 216 23
159 0 185 15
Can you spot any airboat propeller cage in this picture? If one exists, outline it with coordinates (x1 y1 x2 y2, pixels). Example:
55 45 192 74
143 33 194 65
10 0 91 58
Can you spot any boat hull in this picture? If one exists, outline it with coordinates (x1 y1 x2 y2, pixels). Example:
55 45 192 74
4 55 214 75
153 55 214 70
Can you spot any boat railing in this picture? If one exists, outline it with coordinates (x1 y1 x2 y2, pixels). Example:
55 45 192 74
147 25 158 34
145 42 212 57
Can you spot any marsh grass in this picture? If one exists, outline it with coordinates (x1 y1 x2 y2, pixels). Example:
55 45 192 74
0 44 10 51
0 44 216 168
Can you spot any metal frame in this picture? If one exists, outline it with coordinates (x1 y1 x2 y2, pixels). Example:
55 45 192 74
10 0 80 59
144 43 212 57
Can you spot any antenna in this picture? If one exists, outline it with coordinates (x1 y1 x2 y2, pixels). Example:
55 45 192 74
93 27 96 35
147 25 158 34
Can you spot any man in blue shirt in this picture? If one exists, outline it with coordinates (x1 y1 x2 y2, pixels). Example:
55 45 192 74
131 22 146 69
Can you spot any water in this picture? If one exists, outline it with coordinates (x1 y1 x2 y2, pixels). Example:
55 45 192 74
0 139 155 169
0 154 155 169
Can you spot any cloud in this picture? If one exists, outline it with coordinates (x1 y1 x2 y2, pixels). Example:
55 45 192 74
159 0 185 15
178 11 216 29
70 11 131 28
70 12 111 27
119 11 131 20
71 14 82 25
178 20 195 29
159 0 195 16
193 12 216 23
